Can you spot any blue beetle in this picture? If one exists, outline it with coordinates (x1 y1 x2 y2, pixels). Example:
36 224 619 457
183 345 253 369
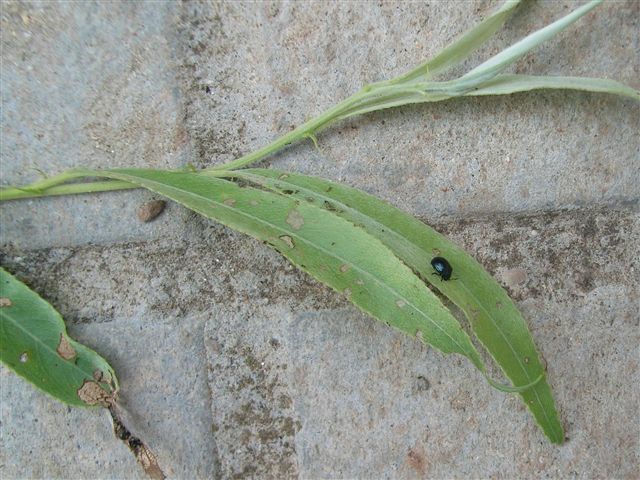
431 257 453 281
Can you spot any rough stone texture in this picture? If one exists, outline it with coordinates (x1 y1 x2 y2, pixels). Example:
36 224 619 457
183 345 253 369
176 0 639 216
0 1 191 247
1 0 638 479
2 207 638 478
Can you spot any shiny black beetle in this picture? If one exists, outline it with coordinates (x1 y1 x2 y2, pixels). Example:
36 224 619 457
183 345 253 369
431 256 453 281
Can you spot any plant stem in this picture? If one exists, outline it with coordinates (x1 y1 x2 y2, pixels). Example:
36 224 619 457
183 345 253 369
0 180 137 201
207 77 481 172
1 0 634 202
208 87 372 171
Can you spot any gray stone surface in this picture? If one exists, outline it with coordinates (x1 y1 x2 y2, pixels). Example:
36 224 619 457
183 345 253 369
1 0 638 479
0 0 191 247
2 206 638 479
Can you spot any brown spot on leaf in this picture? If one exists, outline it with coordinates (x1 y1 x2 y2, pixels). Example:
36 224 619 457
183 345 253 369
416 330 424 342
93 370 104 382
77 380 114 407
137 200 166 223
279 235 294 249
343 287 352 298
19 352 28 363
396 299 406 308
339 264 350 273
223 198 237 207
0 297 12 307
496 301 503 309
355 279 364 285
432 248 441 255
285 209 304 230
57 334 77 361
322 200 343 213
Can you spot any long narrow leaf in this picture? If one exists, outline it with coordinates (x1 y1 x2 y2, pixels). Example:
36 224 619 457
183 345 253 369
393 0 522 83
338 69 640 120
79 168 489 374
459 0 602 87
467 74 640 100
223 168 564 444
0 268 118 407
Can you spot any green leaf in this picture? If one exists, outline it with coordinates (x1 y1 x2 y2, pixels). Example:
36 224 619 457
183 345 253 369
0 268 118 407
82 168 492 372
337 0 620 122
467 74 640 100
223 168 564 444
459 0 602 87
391 0 522 84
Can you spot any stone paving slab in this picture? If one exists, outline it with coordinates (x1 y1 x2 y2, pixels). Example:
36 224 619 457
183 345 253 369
1 0 639 478
0 1 190 247
1 206 638 478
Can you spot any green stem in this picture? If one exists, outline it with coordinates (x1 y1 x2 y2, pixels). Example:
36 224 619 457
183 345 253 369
208 87 372 171
22 169 93 191
0 81 435 201
0 178 139 202
1 0 633 202
207 77 479 172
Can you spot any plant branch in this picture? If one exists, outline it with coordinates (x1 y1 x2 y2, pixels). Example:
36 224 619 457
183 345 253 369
0 180 136 201
1 0 637 202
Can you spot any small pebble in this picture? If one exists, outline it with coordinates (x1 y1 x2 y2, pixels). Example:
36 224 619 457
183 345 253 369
137 200 166 222
502 268 528 287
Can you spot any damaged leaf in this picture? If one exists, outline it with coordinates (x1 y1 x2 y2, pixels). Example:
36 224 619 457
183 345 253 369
76 168 547 401
0 268 118 407
109 405 166 480
79 168 492 373
224 168 564 443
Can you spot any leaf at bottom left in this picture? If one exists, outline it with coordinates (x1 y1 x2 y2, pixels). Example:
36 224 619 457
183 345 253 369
0 267 118 407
